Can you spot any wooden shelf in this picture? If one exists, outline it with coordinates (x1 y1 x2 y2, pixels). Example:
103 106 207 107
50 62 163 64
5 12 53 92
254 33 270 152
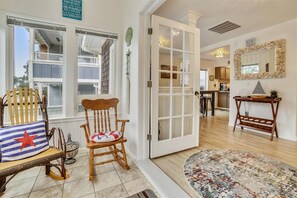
238 121 273 133
239 115 273 125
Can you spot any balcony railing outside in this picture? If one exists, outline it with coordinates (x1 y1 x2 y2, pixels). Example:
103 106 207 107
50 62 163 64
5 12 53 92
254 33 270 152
34 52 100 66
33 52 100 80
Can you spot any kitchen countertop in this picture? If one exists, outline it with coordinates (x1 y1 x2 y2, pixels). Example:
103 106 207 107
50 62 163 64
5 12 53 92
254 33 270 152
219 90 230 93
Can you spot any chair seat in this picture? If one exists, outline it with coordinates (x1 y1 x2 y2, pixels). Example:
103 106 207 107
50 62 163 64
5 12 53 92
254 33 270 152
86 137 127 149
0 148 64 178
90 131 122 143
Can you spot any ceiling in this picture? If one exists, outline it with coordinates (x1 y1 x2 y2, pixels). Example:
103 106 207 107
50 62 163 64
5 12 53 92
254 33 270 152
154 0 297 48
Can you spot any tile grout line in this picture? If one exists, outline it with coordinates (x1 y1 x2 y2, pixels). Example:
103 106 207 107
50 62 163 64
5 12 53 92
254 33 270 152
27 167 41 198
113 160 130 197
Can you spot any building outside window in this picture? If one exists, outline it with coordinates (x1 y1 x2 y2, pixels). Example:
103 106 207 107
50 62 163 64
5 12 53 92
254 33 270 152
76 29 117 112
9 17 65 116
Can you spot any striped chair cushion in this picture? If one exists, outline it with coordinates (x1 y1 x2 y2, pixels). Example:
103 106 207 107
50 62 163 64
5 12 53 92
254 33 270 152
0 121 49 162
90 131 122 143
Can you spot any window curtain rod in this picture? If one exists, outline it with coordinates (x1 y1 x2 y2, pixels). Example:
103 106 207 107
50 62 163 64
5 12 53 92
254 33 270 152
7 16 66 32
75 28 118 40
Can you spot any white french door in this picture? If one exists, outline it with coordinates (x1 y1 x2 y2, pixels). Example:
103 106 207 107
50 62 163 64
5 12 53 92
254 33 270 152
150 15 200 158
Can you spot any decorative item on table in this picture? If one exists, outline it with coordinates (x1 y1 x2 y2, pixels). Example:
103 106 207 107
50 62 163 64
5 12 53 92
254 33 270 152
65 133 80 165
251 81 267 98
270 90 278 98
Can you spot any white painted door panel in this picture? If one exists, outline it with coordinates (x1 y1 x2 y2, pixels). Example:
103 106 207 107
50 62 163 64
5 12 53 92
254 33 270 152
151 15 200 158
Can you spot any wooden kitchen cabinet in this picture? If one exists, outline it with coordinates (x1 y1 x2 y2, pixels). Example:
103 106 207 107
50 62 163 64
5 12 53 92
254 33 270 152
225 67 230 80
215 66 230 80
218 91 230 108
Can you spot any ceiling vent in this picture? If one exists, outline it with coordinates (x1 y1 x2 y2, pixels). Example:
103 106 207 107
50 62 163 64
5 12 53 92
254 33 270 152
208 21 241 34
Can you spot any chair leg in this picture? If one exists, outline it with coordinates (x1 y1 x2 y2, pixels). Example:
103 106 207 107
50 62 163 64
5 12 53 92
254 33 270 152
120 143 130 170
109 145 116 160
89 149 94 181
45 164 50 175
0 177 6 193
205 99 208 117
61 156 66 179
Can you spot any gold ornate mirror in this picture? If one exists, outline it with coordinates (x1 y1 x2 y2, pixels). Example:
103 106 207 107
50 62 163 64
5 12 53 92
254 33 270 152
234 39 286 80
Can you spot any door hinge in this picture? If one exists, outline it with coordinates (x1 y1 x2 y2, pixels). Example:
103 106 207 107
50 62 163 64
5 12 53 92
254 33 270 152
148 28 153 35
147 134 152 141
147 80 152 88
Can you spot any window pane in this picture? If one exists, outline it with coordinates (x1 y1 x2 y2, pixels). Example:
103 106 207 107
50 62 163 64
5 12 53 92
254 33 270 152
241 64 260 74
14 26 29 88
200 70 208 90
13 26 64 117
77 33 116 112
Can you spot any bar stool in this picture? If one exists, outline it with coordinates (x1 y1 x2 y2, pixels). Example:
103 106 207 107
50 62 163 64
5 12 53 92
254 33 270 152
201 96 212 117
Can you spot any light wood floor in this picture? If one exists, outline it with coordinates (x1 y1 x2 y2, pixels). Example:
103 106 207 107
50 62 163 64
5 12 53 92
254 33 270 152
152 110 297 198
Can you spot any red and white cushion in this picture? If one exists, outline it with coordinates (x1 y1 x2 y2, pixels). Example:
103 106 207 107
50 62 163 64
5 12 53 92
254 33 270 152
90 131 122 143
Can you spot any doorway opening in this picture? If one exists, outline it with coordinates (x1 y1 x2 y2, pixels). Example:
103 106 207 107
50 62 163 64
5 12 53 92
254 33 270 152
200 45 231 119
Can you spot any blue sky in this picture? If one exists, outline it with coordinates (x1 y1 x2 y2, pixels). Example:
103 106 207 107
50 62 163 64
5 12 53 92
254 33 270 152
14 26 29 77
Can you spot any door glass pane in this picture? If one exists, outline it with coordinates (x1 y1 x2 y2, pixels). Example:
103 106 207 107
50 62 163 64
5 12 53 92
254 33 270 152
158 119 170 141
185 31 194 52
159 25 171 48
159 95 170 118
159 48 171 90
183 53 194 91
159 71 171 89
172 28 183 50
184 116 193 136
159 48 170 67
172 118 182 138
172 95 182 116
172 50 183 93
184 96 193 115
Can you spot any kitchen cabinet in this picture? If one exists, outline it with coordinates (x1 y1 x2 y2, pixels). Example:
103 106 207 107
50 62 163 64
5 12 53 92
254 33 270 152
215 66 230 80
225 67 230 80
218 91 230 108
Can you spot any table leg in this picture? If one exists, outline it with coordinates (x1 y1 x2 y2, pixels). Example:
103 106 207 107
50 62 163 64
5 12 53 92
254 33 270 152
270 101 280 140
211 92 215 116
233 100 241 132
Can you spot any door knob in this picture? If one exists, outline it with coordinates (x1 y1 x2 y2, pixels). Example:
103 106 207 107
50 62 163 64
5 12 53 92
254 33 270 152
195 91 200 96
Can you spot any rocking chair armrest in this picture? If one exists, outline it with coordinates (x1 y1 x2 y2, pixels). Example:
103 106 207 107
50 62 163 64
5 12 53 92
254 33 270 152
80 123 90 143
48 127 66 153
117 119 129 133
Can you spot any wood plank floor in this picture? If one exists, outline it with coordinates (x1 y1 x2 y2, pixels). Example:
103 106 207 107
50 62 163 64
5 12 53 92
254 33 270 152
152 110 297 198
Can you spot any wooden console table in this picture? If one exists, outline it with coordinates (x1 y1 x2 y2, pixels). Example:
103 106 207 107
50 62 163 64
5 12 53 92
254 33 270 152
233 96 282 141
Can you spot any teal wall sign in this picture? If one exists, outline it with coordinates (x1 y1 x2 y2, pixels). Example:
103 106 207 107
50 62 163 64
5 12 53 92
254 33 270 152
62 0 82 21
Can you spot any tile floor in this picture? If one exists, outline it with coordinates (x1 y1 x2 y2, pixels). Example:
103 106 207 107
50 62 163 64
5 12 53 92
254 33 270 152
2 149 160 198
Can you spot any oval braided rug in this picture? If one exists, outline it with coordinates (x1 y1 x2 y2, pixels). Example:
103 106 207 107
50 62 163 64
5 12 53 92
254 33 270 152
184 149 297 198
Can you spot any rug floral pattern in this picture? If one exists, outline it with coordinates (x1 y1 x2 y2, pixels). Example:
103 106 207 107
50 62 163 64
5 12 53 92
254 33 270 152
184 149 297 198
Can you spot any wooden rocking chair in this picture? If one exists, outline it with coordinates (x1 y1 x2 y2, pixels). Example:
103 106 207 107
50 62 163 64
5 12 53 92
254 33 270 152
0 88 68 193
80 98 130 181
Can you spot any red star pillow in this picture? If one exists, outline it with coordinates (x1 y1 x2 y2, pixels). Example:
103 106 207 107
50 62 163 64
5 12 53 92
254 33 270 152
0 121 49 162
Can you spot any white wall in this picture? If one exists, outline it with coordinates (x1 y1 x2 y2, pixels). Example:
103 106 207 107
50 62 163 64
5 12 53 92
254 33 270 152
202 19 297 141
120 0 153 160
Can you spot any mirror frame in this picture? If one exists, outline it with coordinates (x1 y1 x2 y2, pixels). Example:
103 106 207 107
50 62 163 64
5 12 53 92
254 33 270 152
234 39 286 80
